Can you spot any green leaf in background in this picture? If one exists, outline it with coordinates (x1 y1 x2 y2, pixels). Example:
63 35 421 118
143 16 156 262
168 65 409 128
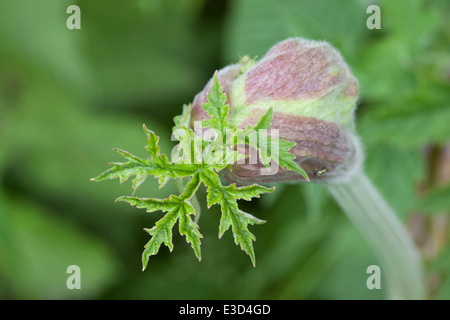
79 0 214 110
382 0 440 53
0 0 89 90
359 91 450 148
415 183 450 215
360 106 450 149
224 0 369 63
364 144 425 219
0 192 117 299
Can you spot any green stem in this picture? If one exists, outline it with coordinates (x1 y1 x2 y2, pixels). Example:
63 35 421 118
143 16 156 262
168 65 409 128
327 170 425 299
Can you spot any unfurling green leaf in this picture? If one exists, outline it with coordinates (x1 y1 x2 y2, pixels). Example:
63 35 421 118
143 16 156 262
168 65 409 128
117 174 202 270
92 76 307 269
173 104 193 131
201 71 229 136
200 168 267 265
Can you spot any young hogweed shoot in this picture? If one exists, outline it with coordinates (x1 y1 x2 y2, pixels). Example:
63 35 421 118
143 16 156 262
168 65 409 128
188 37 425 299
92 37 425 300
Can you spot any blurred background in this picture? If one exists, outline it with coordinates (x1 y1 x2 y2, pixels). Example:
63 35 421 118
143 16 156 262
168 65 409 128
0 0 449 299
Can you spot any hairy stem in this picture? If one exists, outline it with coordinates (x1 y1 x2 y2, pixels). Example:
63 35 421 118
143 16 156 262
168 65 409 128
327 170 425 299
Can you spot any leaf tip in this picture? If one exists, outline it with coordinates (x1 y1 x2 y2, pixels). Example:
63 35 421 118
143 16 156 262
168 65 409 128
115 196 126 203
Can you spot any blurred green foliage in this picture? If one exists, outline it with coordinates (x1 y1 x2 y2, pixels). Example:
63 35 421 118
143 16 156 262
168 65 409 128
0 0 449 299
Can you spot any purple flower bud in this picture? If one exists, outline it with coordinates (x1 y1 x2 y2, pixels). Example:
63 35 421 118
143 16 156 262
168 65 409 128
191 38 363 184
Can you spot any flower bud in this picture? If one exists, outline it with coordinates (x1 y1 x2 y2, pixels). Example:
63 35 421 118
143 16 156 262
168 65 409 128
191 37 363 184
